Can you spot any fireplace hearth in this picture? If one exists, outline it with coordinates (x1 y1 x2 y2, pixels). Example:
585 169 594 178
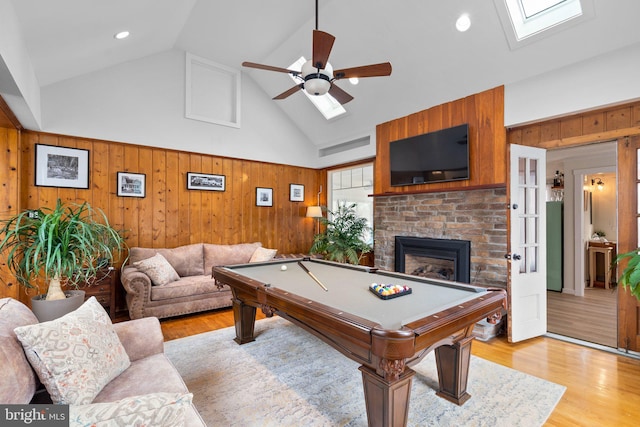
395 236 471 283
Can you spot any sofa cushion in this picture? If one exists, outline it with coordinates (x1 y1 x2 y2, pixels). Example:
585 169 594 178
69 392 192 427
0 298 39 404
204 242 262 273
133 253 180 286
129 244 205 277
14 297 131 405
250 246 278 262
150 275 228 302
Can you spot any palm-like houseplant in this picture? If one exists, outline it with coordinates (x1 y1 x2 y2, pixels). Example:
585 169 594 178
310 202 372 265
615 249 640 300
0 199 126 301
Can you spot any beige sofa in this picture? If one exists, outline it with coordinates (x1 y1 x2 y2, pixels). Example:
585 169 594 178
121 242 267 319
0 297 205 426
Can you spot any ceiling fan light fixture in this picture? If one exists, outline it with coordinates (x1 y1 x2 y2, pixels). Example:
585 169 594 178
302 60 333 96
456 14 471 32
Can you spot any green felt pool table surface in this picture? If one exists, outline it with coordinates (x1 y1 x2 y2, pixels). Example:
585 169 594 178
223 259 488 330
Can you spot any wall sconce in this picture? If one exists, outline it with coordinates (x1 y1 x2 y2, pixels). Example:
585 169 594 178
306 185 323 234
591 178 604 191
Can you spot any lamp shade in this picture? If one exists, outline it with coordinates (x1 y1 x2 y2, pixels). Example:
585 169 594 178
306 206 323 218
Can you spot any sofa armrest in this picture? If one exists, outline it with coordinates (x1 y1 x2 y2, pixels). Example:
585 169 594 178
121 266 153 319
112 317 164 362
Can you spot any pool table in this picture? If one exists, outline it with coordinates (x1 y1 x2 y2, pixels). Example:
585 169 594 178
213 258 506 427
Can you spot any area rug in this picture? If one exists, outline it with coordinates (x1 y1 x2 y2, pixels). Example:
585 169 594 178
165 317 565 427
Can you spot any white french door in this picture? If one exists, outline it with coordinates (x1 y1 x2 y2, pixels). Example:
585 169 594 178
508 144 547 342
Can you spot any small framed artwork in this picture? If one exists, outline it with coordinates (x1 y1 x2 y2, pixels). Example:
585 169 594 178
256 187 273 207
35 144 89 189
187 172 226 191
289 184 304 202
117 172 146 198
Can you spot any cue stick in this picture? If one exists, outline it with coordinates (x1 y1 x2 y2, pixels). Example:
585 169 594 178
297 261 328 292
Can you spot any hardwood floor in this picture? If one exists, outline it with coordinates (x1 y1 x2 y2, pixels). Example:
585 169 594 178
159 308 640 426
547 287 618 347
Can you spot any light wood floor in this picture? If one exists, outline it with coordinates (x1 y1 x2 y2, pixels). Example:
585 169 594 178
547 287 618 347
159 308 640 427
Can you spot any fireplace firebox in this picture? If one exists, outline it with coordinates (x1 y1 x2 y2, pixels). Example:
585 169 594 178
395 236 471 283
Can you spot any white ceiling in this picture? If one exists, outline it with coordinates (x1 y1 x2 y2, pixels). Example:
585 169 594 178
7 0 640 147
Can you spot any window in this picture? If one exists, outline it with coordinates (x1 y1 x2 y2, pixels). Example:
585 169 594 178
494 0 594 49
328 163 374 245
288 57 346 120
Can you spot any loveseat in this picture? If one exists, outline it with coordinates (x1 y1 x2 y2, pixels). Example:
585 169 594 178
0 297 205 426
121 242 275 319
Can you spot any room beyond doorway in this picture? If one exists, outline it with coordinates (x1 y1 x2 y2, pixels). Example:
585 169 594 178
546 142 618 347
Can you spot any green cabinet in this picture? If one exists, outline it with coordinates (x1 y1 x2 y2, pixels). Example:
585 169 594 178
546 201 563 291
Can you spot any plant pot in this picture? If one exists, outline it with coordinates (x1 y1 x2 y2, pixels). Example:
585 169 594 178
30 290 86 322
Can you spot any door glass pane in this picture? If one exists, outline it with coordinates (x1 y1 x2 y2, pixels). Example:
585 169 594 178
528 246 538 272
529 159 538 185
528 217 538 245
527 188 538 214
520 216 526 246
519 186 526 214
519 246 526 273
519 158 526 185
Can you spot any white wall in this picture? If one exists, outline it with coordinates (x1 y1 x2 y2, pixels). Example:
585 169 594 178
0 0 41 129
505 42 640 127
40 49 318 168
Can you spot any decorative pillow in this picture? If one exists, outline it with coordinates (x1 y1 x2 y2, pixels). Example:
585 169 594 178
250 247 278 262
14 297 131 405
133 253 180 285
69 392 192 427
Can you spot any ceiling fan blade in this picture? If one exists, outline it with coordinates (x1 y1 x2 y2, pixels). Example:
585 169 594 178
328 84 354 105
333 62 392 80
242 62 300 76
273 84 304 100
312 30 335 69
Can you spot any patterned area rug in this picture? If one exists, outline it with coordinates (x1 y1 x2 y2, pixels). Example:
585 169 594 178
165 317 565 427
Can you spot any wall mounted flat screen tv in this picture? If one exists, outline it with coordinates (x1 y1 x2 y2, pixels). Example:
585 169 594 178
389 123 469 186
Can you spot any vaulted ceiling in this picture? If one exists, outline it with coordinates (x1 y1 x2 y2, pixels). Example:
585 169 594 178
6 0 640 148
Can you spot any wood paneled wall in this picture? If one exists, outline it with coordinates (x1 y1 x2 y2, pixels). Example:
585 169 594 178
374 86 506 195
17 131 323 257
0 125 20 300
0 130 323 303
507 100 640 148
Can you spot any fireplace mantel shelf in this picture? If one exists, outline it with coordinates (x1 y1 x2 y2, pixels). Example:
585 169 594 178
370 183 506 198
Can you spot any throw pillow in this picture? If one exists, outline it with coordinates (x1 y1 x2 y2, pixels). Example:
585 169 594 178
133 253 180 285
249 247 278 262
14 297 131 405
69 392 192 427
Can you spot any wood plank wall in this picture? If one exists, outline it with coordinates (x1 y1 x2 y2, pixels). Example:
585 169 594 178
0 125 20 300
507 100 640 148
374 86 506 195
0 130 323 302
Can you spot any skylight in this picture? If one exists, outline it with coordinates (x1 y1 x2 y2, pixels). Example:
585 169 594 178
494 0 594 49
289 57 346 120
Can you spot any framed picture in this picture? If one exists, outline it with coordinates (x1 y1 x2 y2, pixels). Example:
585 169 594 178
289 184 304 202
35 144 89 189
117 172 146 198
256 187 273 207
187 172 226 191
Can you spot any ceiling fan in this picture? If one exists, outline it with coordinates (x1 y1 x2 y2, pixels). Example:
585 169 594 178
242 0 392 105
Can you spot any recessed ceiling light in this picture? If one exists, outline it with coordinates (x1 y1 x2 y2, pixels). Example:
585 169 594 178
114 31 130 40
349 77 359 85
456 14 471 32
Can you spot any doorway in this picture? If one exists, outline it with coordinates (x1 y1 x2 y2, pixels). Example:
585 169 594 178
546 142 618 347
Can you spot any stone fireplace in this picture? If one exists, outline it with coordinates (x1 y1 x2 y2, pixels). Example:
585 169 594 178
395 236 471 283
374 188 508 288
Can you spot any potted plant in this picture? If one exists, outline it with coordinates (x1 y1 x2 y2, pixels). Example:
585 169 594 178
310 202 372 265
615 249 640 300
0 199 126 320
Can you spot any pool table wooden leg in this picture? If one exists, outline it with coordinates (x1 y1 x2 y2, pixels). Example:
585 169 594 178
232 297 256 344
359 365 415 427
434 335 474 405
